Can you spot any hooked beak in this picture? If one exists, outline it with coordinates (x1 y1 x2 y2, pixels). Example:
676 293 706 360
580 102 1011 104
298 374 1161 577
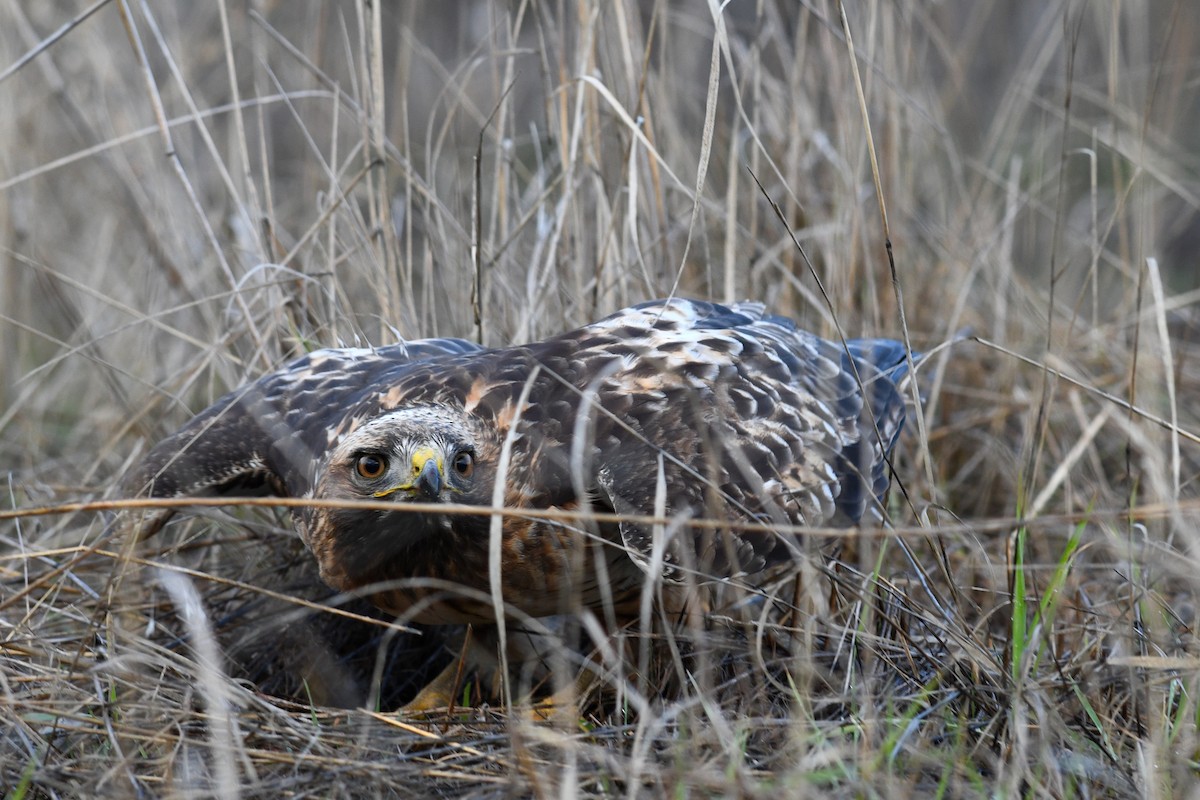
372 446 444 500
413 452 442 499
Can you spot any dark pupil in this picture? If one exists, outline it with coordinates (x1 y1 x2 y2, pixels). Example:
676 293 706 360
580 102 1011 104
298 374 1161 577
455 453 471 473
359 455 383 477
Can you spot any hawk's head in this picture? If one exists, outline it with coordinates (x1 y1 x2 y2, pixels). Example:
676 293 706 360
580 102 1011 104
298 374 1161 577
303 405 498 591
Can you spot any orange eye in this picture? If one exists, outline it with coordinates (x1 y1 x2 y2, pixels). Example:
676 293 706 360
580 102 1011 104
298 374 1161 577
355 454 388 480
453 451 474 478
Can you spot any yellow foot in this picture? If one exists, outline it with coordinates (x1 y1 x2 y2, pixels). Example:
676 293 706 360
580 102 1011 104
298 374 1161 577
395 626 605 722
517 667 600 723
398 658 468 716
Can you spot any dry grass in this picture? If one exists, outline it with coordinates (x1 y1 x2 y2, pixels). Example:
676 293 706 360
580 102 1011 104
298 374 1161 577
3 1 1200 797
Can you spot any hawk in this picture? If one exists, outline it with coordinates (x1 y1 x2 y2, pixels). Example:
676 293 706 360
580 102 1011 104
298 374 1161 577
124 298 914 704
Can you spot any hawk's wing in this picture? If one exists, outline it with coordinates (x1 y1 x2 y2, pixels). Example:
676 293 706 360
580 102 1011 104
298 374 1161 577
563 299 911 581
123 337 484 536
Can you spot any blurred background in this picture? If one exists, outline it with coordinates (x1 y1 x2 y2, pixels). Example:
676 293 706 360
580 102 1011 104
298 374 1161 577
3 3 1198 502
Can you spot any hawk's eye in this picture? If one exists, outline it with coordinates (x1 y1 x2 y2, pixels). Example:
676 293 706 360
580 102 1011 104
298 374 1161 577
355 454 388 480
452 450 474 478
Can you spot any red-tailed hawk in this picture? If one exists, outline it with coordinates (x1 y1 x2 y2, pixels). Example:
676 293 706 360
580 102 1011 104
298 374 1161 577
124 298 913 702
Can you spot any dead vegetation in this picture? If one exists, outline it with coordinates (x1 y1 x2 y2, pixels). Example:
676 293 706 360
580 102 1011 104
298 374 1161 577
3 1 1200 797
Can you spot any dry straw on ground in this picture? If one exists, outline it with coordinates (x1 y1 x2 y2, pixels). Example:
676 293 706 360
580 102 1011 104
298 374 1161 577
3 2 1199 797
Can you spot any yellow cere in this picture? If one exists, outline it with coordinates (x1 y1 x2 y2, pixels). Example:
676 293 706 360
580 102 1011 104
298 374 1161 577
372 446 443 497
410 447 441 476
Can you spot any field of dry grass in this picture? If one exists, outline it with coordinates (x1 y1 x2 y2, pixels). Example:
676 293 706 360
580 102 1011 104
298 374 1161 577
3 1 1200 797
